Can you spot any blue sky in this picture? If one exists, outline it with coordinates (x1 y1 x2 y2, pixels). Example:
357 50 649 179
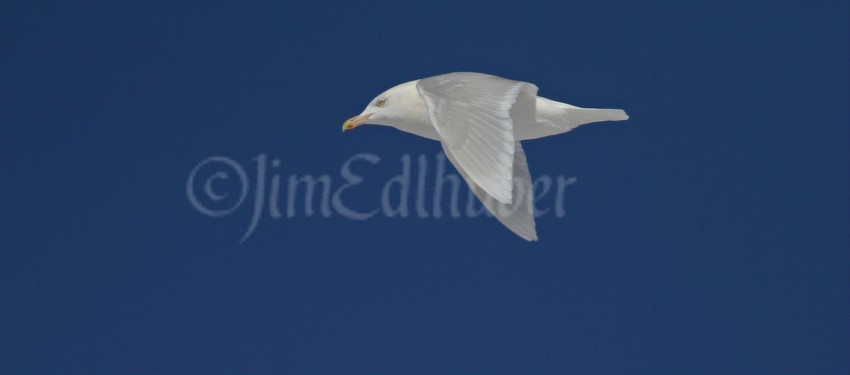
1 1 848 373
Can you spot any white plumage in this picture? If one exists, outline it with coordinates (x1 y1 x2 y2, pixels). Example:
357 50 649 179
343 72 628 241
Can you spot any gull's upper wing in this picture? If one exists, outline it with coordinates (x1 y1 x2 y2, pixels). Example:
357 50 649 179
417 72 538 204
444 142 537 241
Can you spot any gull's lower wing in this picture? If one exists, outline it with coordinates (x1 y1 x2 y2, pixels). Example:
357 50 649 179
444 141 538 241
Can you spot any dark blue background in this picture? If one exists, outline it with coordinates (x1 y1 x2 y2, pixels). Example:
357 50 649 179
2 1 848 373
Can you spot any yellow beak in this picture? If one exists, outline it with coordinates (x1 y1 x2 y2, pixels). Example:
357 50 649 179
342 113 372 132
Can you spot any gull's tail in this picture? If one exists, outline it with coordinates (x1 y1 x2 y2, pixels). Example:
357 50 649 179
565 107 629 123
517 97 629 140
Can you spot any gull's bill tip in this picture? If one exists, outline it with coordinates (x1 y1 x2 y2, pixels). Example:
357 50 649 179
342 113 371 132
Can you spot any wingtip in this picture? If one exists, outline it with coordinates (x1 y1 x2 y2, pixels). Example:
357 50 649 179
515 226 538 241
521 232 539 241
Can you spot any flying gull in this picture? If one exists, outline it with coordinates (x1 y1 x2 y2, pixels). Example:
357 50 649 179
343 72 628 241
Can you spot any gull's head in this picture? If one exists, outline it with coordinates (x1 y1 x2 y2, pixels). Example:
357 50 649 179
343 80 426 132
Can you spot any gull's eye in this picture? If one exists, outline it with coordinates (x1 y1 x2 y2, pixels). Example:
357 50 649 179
376 98 387 107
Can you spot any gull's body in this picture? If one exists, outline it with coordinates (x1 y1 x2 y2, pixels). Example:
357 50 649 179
344 72 628 241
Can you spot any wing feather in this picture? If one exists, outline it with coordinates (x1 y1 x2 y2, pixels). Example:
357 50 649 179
417 72 538 204
445 142 537 241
